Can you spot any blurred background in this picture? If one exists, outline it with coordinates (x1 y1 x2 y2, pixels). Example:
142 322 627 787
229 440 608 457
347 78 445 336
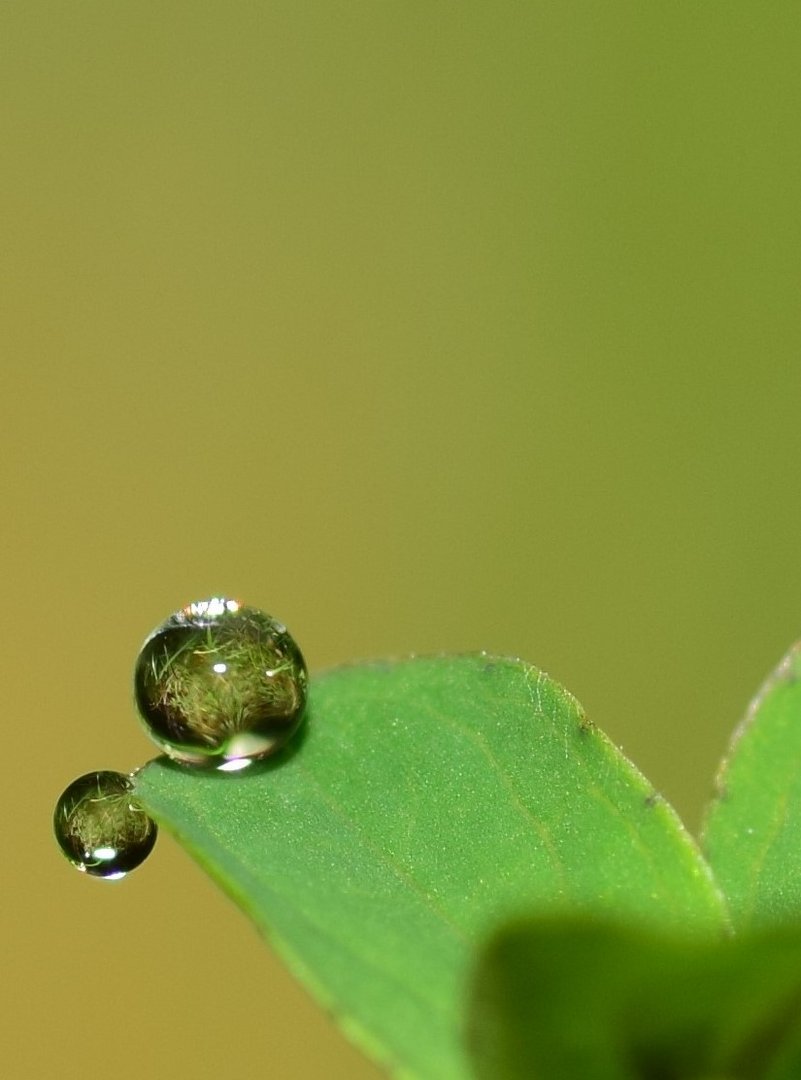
3 3 801 1077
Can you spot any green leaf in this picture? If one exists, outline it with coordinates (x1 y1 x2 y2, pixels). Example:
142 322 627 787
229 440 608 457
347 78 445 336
702 642 801 930
134 655 726 1079
467 915 801 1080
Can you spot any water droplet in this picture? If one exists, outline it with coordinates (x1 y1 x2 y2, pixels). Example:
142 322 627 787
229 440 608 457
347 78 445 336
134 597 308 767
53 771 157 879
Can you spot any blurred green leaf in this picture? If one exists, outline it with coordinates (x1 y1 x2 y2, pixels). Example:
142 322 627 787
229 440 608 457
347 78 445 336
135 655 726 1079
467 915 801 1080
702 642 801 930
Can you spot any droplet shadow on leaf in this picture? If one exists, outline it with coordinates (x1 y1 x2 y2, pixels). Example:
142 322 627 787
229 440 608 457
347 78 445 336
137 711 311 783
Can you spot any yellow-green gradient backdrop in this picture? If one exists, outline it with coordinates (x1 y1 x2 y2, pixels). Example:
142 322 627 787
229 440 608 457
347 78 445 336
4 4 801 1078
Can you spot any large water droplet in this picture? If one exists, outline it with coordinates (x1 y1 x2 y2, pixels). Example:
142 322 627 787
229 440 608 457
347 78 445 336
53 771 157 879
134 598 308 767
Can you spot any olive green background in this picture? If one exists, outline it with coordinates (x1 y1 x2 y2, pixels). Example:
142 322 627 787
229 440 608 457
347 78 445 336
3 4 800 1078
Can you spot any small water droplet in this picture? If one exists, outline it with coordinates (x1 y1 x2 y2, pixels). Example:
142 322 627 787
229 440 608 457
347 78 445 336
53 771 157 879
133 598 308 767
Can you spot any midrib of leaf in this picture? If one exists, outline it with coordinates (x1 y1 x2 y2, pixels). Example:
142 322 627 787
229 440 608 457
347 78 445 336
294 755 472 942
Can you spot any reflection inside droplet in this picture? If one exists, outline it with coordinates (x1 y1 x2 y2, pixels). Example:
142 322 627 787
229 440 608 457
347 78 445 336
53 771 157 879
133 598 308 767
